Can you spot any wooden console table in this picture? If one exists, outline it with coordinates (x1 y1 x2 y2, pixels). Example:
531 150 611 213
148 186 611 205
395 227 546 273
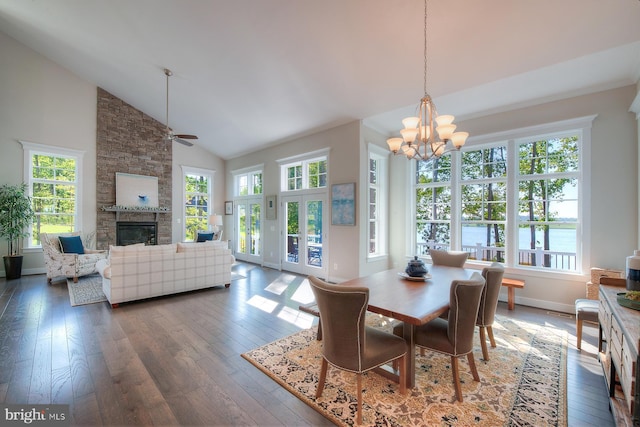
599 285 639 426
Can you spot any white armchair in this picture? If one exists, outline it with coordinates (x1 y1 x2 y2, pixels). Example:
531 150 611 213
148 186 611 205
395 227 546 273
41 231 108 284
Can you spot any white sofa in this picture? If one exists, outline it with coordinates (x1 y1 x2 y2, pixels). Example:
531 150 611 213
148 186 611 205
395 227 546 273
96 241 234 307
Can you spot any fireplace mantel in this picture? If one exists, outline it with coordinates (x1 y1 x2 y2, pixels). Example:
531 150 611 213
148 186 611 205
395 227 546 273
102 205 171 222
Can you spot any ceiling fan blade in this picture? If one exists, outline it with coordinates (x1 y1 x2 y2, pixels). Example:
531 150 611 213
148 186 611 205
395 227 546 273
175 134 198 140
175 137 194 147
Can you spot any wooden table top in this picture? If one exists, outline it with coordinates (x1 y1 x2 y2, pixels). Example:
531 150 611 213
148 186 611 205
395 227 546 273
339 266 476 325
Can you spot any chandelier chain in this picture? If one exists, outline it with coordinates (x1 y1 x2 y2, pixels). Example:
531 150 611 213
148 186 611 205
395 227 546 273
423 0 427 96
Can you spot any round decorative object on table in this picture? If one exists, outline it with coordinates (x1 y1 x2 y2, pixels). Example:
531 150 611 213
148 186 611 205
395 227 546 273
405 256 428 277
398 271 432 281
616 292 640 311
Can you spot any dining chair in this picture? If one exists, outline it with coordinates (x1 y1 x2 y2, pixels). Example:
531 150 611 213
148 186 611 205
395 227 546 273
477 262 505 361
308 276 407 425
394 272 485 402
429 249 469 267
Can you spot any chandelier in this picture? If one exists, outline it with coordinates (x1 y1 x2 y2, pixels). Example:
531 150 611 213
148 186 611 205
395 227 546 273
386 0 468 161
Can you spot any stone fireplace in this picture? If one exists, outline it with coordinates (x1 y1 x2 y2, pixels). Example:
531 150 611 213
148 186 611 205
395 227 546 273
95 88 172 250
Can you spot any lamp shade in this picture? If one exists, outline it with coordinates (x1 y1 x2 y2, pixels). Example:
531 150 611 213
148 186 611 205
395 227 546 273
209 214 223 227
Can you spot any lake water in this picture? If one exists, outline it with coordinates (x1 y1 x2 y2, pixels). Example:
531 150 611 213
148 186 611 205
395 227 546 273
461 226 576 253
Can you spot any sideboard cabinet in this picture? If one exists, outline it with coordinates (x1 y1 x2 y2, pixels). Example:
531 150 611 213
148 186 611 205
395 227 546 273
598 285 639 426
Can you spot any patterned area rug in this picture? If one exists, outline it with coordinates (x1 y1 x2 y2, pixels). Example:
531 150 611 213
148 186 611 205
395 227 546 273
67 274 107 306
242 314 567 426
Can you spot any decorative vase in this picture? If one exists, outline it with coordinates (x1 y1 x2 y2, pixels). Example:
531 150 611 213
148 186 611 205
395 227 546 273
625 250 640 291
405 256 427 277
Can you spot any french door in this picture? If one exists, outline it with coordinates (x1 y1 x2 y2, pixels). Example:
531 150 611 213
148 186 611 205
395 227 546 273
281 194 327 276
234 198 262 264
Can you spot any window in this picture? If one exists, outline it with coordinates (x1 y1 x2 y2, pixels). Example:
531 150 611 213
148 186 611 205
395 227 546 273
415 155 451 256
460 145 507 262
279 151 328 192
517 135 579 270
182 167 214 242
236 169 263 196
21 141 83 248
368 145 388 258
411 116 593 273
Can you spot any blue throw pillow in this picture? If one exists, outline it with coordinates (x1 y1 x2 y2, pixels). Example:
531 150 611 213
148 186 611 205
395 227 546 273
196 232 214 242
59 235 85 254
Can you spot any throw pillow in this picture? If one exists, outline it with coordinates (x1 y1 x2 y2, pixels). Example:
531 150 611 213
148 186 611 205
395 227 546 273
59 235 85 254
196 232 214 242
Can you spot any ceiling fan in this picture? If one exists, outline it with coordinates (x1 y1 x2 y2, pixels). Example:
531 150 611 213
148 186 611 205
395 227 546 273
160 68 198 147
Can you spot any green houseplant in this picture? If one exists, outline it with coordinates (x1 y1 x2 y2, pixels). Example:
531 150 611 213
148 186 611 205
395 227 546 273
0 183 35 279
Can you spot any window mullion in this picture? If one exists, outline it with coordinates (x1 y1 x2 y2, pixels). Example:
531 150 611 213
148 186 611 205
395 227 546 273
506 139 518 268
450 151 461 251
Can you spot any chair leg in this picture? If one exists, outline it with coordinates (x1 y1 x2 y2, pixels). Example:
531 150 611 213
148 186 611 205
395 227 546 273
451 356 463 402
356 373 363 425
73 276 79 283
479 326 489 361
316 319 322 341
420 348 425 356
467 353 480 382
487 326 496 348
576 318 583 350
316 358 328 398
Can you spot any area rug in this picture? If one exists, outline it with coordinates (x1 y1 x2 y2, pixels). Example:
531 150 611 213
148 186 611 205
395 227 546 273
67 274 107 306
242 314 567 426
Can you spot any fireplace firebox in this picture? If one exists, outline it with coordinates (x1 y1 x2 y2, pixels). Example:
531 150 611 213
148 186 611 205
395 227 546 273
116 222 157 246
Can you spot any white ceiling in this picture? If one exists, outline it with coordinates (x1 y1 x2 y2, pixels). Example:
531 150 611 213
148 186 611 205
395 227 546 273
1 0 639 159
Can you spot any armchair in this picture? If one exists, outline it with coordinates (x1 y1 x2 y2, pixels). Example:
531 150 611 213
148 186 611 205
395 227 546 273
41 232 107 284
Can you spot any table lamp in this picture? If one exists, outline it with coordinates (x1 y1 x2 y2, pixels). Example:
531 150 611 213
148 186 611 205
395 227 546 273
209 214 223 233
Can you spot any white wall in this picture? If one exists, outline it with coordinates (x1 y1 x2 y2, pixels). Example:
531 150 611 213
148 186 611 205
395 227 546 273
225 121 362 282
0 31 96 275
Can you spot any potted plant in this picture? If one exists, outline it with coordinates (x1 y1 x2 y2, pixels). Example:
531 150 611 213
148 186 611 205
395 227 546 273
0 183 35 279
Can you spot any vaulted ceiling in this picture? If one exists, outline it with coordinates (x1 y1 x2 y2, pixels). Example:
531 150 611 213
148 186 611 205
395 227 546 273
1 0 639 159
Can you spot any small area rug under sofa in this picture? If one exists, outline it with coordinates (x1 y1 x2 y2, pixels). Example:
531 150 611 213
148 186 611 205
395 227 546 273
96 241 234 307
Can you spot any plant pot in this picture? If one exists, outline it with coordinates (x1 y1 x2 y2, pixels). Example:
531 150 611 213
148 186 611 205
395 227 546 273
3 255 23 280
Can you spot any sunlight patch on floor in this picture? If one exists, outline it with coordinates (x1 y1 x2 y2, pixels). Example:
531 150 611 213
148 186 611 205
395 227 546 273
265 273 297 295
277 305 315 329
247 294 279 313
290 278 315 305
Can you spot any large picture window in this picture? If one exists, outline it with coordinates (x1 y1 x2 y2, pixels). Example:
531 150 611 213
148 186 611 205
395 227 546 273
182 167 214 242
412 117 592 273
415 155 451 256
21 141 83 248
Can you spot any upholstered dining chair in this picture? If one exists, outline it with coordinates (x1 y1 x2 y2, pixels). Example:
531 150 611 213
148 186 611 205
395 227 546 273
429 249 469 267
308 276 407 425
394 272 485 402
477 263 505 361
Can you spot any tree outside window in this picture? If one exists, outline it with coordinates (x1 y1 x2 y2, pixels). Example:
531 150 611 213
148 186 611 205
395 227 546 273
30 154 78 246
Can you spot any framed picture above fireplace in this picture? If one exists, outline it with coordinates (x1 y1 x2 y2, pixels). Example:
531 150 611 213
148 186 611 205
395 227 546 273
116 173 159 208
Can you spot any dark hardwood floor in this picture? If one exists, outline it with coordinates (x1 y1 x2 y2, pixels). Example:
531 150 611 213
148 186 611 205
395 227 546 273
0 262 614 426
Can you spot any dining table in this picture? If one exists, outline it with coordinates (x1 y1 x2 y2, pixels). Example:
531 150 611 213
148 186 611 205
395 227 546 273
339 265 476 389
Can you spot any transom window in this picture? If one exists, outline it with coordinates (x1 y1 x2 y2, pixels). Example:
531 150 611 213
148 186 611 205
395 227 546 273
280 155 328 192
236 169 263 196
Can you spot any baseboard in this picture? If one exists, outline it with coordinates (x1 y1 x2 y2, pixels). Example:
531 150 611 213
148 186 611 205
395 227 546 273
0 267 46 278
262 261 280 270
499 294 574 315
